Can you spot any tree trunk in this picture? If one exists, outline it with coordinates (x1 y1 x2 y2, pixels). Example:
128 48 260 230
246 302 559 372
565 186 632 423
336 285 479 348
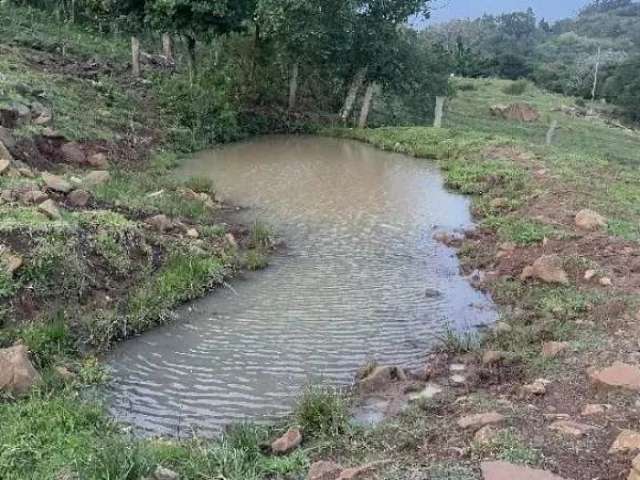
433 96 446 128
340 67 368 123
358 82 379 128
186 35 197 74
131 36 141 78
162 33 174 63
288 63 300 112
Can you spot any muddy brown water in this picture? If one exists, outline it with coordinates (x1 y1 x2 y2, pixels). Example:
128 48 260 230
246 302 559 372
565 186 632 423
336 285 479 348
107 135 496 437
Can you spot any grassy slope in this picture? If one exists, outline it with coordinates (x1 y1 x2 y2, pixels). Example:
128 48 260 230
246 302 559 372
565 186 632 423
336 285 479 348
327 79 640 479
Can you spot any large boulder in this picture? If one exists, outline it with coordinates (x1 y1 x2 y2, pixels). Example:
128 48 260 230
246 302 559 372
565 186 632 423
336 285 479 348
0 345 41 396
589 362 640 392
87 152 109 169
66 189 91 208
0 126 16 150
490 103 540 122
609 429 640 454
60 142 86 165
520 255 569 285
38 199 62 220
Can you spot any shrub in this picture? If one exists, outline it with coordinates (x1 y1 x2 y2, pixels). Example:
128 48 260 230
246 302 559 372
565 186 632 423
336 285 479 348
294 386 348 438
502 79 529 95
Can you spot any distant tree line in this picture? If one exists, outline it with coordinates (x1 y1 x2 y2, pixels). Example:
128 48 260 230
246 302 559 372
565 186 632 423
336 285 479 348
423 0 640 121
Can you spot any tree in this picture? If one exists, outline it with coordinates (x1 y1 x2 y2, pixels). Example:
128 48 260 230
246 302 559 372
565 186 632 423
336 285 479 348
148 0 256 69
604 56 640 120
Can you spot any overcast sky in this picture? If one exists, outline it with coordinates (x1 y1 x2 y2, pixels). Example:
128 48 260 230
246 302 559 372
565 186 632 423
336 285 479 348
427 0 590 23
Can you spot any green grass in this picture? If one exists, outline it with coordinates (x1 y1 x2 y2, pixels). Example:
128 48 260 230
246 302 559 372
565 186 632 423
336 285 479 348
294 385 349 439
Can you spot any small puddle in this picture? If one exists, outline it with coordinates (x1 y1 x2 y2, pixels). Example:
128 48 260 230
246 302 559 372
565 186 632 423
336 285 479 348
107 135 496 437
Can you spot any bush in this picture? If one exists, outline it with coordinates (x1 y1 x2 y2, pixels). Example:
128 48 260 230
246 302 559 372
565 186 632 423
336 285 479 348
294 386 348 438
502 80 529 95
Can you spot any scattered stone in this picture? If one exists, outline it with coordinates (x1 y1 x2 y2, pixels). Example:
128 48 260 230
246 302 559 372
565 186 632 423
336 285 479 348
83 170 111 187
542 342 569 359
337 463 382 480
153 466 179 480
474 425 499 445
87 152 109 169
520 255 569 285
19 189 48 205
490 197 509 209
581 404 611 416
629 454 640 480
66 189 91 208
186 228 199 239
584 269 597 281
410 383 443 402
31 101 52 125
450 363 466 372
60 142 86 165
307 461 342 480
54 366 76 381
599 277 612 287
38 199 61 220
589 362 640 392
0 158 10 175
520 379 548 396
146 214 173 233
271 428 303 455
490 103 540 122
549 420 594 437
358 365 407 393
609 429 640 454
424 287 442 298
0 102 31 128
18 167 34 178
0 126 16 149
493 321 513 334
457 412 505 430
225 233 238 248
450 374 466 384
575 209 607 231
1 250 23 275
481 461 567 480
433 231 463 246
483 350 506 366
181 188 201 201
0 345 41 396
42 172 73 193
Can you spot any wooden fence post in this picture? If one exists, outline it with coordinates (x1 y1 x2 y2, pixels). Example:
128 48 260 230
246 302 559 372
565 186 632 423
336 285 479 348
131 36 141 77
546 120 558 146
434 96 446 128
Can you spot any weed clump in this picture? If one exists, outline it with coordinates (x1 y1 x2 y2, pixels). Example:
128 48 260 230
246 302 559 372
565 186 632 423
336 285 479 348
502 79 530 95
294 385 348 438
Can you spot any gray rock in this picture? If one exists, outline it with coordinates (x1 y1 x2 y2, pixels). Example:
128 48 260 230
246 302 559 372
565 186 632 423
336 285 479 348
0 102 32 128
42 172 73 193
83 170 110 187
0 127 16 150
0 345 41 396
38 199 62 220
153 466 179 480
60 142 86 165
66 189 91 208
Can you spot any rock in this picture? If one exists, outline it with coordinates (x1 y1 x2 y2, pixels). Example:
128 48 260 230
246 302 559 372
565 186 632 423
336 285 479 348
575 209 606 231
474 425 499 445
520 379 548 396
589 362 640 391
307 461 342 480
1 250 23 275
410 383 443 402
450 374 466 384
493 321 512 334
31 101 52 125
18 167 34 178
66 189 91 208
520 255 569 285
584 269 597 281
433 231 463 246
457 412 505 430
54 366 76 381
0 126 16 149
38 199 61 220
87 152 109 169
581 404 610 416
271 428 303 455
42 172 73 193
549 420 594 437
483 350 506 366
60 142 86 165
337 464 382 480
610 430 640 454
629 454 640 480
599 277 612 287
0 102 32 128
18 189 48 205
481 461 567 480
542 342 569 359
146 214 173 233
0 345 41 396
490 197 509 209
490 103 540 122
153 466 179 480
181 188 201 201
358 365 407 393
0 158 10 175
225 233 238 248
83 170 111 187
186 228 199 239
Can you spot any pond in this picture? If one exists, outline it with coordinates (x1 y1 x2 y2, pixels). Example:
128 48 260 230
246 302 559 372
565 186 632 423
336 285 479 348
106 135 495 437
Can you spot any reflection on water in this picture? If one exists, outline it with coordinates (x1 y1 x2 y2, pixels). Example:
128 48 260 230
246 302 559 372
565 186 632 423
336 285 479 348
107 135 495 437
